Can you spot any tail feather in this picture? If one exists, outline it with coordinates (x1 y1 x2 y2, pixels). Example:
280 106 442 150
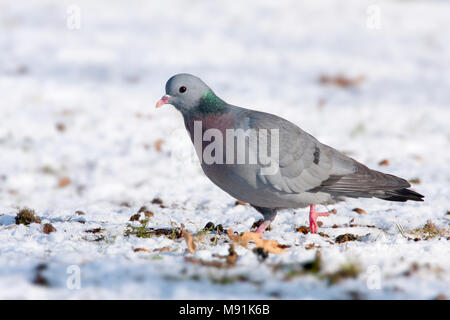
312 159 425 202
377 188 424 202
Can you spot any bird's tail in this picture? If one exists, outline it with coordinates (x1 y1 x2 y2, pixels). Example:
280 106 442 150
375 188 424 202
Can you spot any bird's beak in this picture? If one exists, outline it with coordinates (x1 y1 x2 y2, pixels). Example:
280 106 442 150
156 95 172 108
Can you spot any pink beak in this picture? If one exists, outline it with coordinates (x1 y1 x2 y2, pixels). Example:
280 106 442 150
156 95 172 108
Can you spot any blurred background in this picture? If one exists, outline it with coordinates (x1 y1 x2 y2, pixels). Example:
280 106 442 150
0 0 448 299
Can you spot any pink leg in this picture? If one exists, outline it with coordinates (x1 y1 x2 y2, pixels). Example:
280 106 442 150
309 204 330 234
255 220 272 234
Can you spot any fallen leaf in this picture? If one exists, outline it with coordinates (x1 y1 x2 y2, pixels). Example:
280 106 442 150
55 123 66 132
42 223 56 234
352 208 366 214
378 159 389 166
227 229 286 254
319 74 365 88
408 178 421 184
335 233 358 243
85 228 102 234
182 230 196 254
58 177 71 188
305 243 321 250
226 244 238 265
154 139 164 152
129 213 141 221
296 226 309 234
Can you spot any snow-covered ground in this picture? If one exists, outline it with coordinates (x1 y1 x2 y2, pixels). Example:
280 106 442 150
0 0 449 299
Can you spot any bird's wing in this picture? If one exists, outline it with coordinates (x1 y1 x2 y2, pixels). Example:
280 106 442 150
240 109 409 196
235 109 350 194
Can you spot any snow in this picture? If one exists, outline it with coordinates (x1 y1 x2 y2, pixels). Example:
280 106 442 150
0 0 449 299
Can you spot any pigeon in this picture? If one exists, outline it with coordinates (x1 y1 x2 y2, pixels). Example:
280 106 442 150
156 73 424 234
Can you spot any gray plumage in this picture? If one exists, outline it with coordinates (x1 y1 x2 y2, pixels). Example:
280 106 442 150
157 74 424 225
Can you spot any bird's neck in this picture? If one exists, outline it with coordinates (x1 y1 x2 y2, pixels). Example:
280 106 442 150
195 90 228 116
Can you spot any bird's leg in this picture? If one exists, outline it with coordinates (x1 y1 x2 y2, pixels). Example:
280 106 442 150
309 204 330 234
252 206 277 235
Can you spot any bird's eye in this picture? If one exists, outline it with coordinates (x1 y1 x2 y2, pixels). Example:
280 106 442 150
179 86 187 93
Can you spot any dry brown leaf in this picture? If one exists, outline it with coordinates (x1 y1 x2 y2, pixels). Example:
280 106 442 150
185 257 229 268
133 248 151 253
235 200 247 206
226 244 238 265
296 226 310 234
129 213 141 221
378 159 389 166
182 230 196 254
257 239 286 254
352 208 366 214
42 223 56 234
227 229 286 254
55 123 66 132
240 232 262 243
319 74 365 88
305 243 321 250
58 177 71 188
154 139 164 152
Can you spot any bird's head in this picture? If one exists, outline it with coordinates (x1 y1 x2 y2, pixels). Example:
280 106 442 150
156 73 227 115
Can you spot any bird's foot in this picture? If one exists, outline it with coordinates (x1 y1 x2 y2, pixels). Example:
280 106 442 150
255 220 272 234
309 204 330 234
